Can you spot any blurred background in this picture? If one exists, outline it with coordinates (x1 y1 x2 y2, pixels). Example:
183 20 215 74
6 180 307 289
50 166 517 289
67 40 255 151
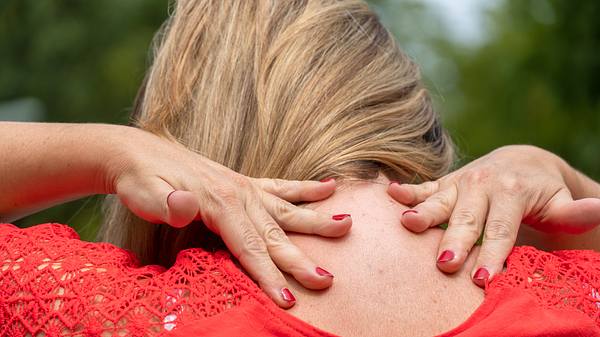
1 0 598 241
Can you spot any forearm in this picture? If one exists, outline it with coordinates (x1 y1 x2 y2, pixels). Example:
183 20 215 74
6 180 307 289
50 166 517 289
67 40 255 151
0 122 125 222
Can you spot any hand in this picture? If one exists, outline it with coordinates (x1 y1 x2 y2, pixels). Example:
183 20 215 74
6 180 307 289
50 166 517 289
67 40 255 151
105 127 351 308
387 145 600 287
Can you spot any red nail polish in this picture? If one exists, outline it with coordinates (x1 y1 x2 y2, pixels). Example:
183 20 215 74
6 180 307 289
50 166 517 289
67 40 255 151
332 214 351 221
320 177 334 183
316 267 334 277
281 287 296 303
473 267 490 287
402 209 418 216
437 250 455 263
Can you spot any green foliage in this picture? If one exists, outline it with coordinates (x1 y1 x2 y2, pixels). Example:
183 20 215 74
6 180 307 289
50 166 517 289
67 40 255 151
0 0 167 124
0 0 167 239
442 0 600 178
0 0 598 240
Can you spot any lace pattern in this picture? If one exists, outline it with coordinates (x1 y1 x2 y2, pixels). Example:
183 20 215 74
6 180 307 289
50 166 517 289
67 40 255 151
491 246 600 324
2 224 600 336
0 224 265 336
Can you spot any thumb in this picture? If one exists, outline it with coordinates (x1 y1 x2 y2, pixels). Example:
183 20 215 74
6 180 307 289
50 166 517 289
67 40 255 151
166 190 199 228
117 177 199 228
388 180 440 206
538 189 600 234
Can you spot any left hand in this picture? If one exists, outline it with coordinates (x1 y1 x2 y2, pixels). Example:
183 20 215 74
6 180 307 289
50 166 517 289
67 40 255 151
105 126 350 307
387 145 600 287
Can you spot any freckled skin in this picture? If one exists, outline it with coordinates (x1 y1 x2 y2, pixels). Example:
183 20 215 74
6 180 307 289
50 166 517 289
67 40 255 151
286 176 484 337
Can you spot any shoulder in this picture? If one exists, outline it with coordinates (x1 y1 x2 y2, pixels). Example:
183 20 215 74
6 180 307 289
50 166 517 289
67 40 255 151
0 222 79 239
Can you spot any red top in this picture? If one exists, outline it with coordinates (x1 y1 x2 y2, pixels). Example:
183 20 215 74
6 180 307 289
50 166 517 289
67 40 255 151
1 223 599 336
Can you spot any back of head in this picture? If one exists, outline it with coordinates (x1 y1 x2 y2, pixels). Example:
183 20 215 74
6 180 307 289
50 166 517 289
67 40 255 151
100 0 454 265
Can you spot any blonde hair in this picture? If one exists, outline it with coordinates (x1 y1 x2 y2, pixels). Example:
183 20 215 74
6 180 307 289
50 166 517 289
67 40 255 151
100 0 454 265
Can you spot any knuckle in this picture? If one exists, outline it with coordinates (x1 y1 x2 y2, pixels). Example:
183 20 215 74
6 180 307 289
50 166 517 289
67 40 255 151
429 192 453 214
463 169 491 185
273 200 294 221
270 179 292 196
499 175 523 194
263 225 288 247
231 174 251 189
248 177 264 189
484 218 515 241
450 209 480 227
213 184 239 203
422 181 438 194
240 228 268 258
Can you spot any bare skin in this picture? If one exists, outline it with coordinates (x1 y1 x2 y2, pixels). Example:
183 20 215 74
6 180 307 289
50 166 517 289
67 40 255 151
390 145 600 286
286 176 484 337
5 122 596 325
0 122 352 308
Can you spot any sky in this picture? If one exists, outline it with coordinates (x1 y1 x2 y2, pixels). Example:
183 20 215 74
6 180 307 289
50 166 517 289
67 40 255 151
372 0 505 100
421 0 502 46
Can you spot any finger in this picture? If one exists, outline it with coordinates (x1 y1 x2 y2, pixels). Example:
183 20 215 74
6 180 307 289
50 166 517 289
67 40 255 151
400 185 457 233
246 200 335 291
208 202 296 308
118 177 198 228
166 190 200 228
388 180 440 205
472 195 525 288
261 191 352 237
436 190 489 274
540 188 600 234
251 177 336 203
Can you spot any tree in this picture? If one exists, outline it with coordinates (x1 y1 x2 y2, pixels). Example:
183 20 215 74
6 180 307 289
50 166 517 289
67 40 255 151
442 0 600 179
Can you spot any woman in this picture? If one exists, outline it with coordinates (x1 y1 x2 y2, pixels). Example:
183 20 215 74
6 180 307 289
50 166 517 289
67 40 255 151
1 0 599 336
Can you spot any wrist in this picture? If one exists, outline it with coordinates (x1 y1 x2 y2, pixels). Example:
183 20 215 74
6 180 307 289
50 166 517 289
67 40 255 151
0 122 136 220
91 124 141 195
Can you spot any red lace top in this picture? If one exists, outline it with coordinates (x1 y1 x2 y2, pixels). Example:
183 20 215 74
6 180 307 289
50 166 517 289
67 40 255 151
1 223 600 337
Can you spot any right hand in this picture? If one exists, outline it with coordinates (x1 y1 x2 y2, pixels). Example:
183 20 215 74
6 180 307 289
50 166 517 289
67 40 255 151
106 127 352 308
388 145 600 287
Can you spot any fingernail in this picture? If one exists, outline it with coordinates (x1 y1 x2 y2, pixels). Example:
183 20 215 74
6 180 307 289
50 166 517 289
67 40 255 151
402 209 418 216
281 287 296 303
389 180 399 186
316 267 334 277
320 177 335 183
473 267 490 286
167 190 177 203
332 214 351 221
437 250 455 263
